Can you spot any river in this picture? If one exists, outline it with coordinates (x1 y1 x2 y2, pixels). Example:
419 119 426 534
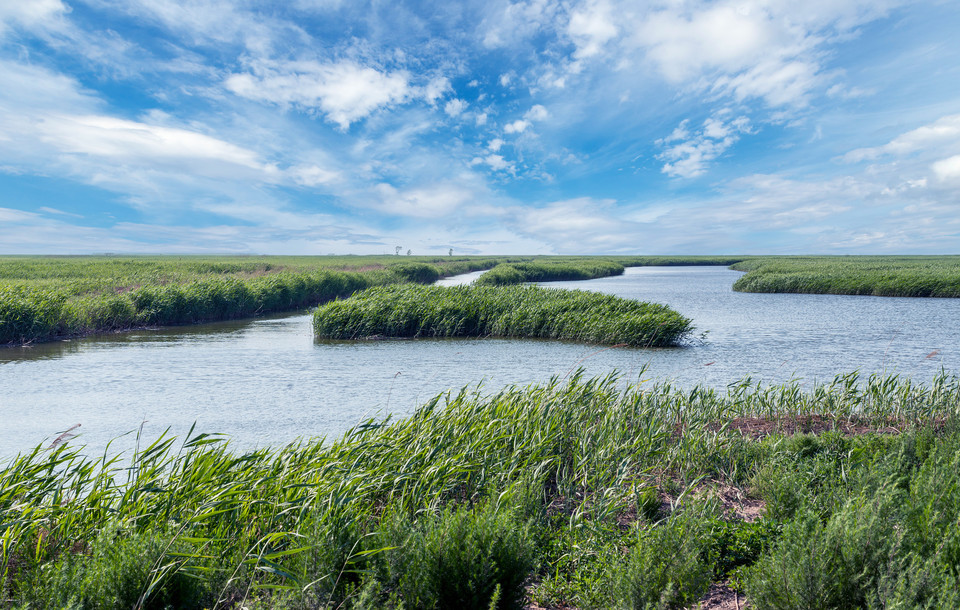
2 266 957 459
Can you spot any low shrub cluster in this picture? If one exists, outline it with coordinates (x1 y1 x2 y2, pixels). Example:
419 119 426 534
2 372 959 608
474 260 624 286
313 284 693 347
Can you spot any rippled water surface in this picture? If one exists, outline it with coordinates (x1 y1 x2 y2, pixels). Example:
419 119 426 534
2 266 958 458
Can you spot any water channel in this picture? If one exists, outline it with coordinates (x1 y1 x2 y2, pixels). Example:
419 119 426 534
2 266 958 459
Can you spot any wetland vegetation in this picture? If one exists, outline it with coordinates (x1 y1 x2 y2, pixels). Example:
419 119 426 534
473 261 625 286
4 254 960 346
312 284 692 347
2 372 959 609
730 256 960 297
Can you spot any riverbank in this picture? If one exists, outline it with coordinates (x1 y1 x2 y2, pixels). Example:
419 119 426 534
2 372 958 608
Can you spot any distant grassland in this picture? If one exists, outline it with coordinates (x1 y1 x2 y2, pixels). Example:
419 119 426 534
313 284 692 347
0 255 525 345
4 254 960 345
730 256 960 297
3 372 959 608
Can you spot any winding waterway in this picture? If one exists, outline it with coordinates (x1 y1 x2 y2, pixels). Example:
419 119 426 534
2 266 958 459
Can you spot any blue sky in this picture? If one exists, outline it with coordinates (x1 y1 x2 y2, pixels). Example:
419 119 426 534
0 0 958 255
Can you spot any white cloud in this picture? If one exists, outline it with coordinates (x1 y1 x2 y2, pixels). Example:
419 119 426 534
422 76 451 104
0 0 67 36
524 104 550 121
845 114 960 162
475 112 488 126
488 138 505 152
38 115 269 171
568 0 618 59
444 98 467 117
933 155 960 184
373 183 474 218
481 0 560 49
225 60 411 130
504 119 531 134
657 114 752 178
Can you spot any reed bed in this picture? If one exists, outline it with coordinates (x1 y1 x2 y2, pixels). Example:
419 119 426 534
2 372 959 608
473 261 625 286
731 256 960 297
312 284 692 347
0 256 531 345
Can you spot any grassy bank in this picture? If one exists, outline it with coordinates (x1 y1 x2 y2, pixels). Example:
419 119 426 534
2 372 959 608
473 260 625 286
312 284 692 347
0 256 525 345
731 256 960 297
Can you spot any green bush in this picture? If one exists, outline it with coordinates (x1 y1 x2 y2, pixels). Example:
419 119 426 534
379 502 535 610
612 508 713 610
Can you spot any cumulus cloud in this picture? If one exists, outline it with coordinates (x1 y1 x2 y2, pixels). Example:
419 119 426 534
504 119 531 134
933 155 960 184
657 113 752 178
225 60 411 129
444 98 467 117
568 0 617 59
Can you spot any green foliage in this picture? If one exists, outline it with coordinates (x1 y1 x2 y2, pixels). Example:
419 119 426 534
474 260 625 286
731 255 960 297
2 374 960 607
613 506 715 610
313 284 693 347
379 502 535 610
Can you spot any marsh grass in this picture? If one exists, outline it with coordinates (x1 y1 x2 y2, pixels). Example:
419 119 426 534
473 261 625 286
312 284 693 347
0 255 531 345
2 372 960 608
731 255 960 297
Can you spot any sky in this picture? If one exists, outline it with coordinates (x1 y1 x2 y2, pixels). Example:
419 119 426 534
0 0 958 255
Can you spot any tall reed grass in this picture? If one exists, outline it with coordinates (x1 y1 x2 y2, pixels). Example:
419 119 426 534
0 375 960 608
312 284 693 347
3 372 957 607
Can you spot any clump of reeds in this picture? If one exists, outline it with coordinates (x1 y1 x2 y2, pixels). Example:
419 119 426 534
474 260 625 286
312 284 693 347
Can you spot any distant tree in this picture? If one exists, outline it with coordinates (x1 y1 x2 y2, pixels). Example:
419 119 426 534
449 248 453 256
395 246 402 256
406 249 412 256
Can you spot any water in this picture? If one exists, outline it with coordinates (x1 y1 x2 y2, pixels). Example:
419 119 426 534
2 266 958 459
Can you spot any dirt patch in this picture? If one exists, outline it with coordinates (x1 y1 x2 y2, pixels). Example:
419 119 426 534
695 582 747 609
708 415 941 439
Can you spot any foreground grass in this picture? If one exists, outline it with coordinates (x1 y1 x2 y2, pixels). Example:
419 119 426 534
2 372 960 609
312 284 693 347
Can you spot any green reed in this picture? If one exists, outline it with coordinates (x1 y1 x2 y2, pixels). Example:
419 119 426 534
2 372 959 607
474 260 625 285
312 284 693 347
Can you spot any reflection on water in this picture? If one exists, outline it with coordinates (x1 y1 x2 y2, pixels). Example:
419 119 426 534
2 267 958 459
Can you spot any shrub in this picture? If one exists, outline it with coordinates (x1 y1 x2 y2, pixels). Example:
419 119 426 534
379 502 535 610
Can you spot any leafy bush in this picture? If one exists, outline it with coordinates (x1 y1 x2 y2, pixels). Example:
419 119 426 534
379 502 535 610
